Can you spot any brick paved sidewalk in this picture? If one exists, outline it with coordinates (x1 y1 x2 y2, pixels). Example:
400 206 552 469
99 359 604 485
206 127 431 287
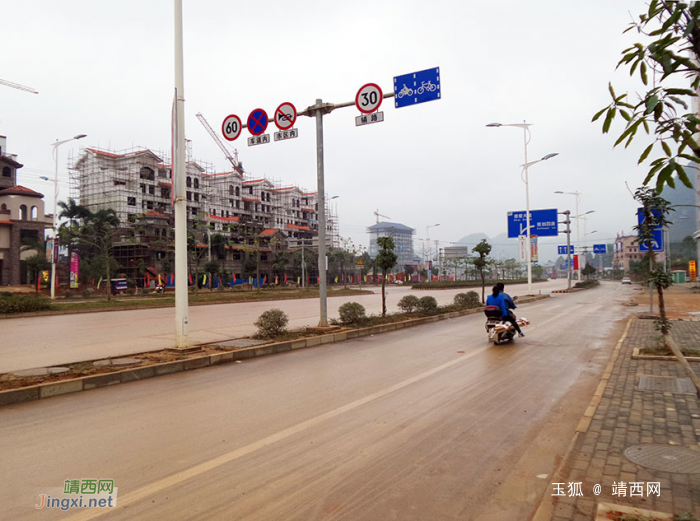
547 318 700 520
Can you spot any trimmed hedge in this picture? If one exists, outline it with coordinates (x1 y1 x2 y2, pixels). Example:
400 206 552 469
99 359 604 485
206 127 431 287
397 295 420 313
416 296 439 315
454 291 480 308
338 302 367 325
412 278 542 290
254 308 289 338
0 295 51 314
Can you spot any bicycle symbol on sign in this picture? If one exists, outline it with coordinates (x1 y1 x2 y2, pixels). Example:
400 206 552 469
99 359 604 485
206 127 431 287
416 80 437 95
396 84 414 99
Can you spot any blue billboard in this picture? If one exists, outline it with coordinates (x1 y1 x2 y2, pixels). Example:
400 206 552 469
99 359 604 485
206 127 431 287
507 209 559 238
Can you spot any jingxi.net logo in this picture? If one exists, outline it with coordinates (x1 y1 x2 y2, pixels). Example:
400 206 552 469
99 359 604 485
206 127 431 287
35 479 118 511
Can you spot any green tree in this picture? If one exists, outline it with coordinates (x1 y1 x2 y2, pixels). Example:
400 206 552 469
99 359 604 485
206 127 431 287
472 239 492 303
375 236 398 317
634 186 700 391
582 263 596 281
404 265 415 282
593 1 700 191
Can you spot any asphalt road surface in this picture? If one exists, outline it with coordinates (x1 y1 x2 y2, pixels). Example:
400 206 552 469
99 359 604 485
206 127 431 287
1 279 568 373
1 282 638 520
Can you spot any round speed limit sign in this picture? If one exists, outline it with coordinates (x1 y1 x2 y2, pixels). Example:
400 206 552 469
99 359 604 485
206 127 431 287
222 114 242 141
355 83 383 114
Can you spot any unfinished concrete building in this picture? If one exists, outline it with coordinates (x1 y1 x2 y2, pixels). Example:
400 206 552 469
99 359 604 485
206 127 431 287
69 146 337 281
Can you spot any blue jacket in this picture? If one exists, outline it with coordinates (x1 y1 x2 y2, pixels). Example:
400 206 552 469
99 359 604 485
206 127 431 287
486 293 507 317
503 292 516 310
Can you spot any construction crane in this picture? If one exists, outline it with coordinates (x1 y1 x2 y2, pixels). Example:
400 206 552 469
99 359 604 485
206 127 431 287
374 209 391 223
195 112 242 173
0 79 38 94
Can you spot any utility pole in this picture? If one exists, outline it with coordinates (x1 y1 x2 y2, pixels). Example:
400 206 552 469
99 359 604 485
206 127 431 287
559 210 572 290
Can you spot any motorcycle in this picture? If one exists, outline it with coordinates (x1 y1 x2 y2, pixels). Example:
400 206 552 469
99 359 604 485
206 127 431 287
484 306 530 344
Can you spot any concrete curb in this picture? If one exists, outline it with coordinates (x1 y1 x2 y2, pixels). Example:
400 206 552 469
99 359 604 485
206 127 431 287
531 317 634 521
0 295 550 408
631 347 700 361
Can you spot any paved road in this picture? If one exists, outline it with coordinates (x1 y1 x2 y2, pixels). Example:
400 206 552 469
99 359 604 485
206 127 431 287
0 280 568 373
1 282 637 520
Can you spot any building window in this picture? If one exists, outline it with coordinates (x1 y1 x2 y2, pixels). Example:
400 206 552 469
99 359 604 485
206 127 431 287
194 178 199 190
141 184 146 194
31 206 38 220
186 177 192 188
139 167 155 180
194 193 199 202
127 197 136 206
212 209 217 216
19 204 27 220
187 192 192 201
148 185 155 195
249 187 253 194
146 201 154 210
161 187 170 199
192 207 198 215
229 185 234 196
2 167 11 178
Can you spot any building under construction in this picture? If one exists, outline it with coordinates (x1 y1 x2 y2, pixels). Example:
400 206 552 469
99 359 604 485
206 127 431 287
68 145 338 281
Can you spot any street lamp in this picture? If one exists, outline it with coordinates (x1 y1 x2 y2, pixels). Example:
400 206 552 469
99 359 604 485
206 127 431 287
487 120 559 294
50 134 86 299
425 223 440 280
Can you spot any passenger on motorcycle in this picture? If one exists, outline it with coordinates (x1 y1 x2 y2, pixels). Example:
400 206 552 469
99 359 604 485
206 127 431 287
488 285 525 338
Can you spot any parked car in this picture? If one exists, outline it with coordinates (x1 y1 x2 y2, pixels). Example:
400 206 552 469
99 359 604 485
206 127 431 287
621 277 632 284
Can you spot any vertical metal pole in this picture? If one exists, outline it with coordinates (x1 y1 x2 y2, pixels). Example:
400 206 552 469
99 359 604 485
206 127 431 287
314 100 328 326
173 0 189 347
565 210 572 290
575 195 581 282
301 241 305 288
50 142 59 299
523 123 532 295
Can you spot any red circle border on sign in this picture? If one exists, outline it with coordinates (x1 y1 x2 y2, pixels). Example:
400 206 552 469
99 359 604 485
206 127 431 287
274 102 297 130
247 108 269 136
222 114 242 141
355 83 383 114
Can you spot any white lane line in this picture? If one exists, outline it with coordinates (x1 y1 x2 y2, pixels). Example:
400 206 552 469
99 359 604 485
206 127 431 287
64 346 489 520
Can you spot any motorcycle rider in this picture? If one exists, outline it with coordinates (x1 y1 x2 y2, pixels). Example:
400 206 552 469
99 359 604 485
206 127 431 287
496 282 524 337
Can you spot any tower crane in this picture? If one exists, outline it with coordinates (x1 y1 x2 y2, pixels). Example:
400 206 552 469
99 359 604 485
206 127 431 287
195 112 243 173
0 79 38 94
374 209 391 223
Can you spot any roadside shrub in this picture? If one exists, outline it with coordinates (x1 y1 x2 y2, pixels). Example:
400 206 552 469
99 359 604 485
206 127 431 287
0 295 51 314
81 288 95 298
338 302 367 325
454 291 480 308
397 295 420 313
254 308 289 338
416 296 439 315
1 291 12 297
141 288 150 295
64 290 75 299
126 288 136 296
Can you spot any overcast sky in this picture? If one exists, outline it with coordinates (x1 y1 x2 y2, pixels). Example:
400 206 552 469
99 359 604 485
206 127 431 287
0 0 671 262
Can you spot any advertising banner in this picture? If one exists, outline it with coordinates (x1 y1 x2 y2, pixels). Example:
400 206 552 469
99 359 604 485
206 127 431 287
690 261 697 282
70 251 79 289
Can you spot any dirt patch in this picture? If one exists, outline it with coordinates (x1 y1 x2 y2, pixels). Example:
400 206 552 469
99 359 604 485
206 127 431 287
0 328 333 392
630 283 700 320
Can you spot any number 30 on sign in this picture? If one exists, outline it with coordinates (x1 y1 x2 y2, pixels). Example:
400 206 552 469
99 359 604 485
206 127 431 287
222 114 242 141
355 83 383 114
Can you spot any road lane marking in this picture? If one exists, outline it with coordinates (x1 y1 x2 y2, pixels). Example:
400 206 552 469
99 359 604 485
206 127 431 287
64 346 489 520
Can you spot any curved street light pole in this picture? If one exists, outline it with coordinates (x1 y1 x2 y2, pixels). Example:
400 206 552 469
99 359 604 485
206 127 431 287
50 134 86 299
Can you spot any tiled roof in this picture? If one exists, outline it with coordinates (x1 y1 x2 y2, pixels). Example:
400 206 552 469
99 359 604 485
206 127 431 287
242 197 261 203
144 210 168 218
0 155 23 169
287 224 310 231
0 185 44 198
242 179 265 185
259 229 278 236
207 214 239 222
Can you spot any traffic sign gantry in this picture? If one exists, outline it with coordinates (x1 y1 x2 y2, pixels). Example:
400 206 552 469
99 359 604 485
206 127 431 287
222 114 242 141
355 83 383 114
247 108 269 136
274 102 297 130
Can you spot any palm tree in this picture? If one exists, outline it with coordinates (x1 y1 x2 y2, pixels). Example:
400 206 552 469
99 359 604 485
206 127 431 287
58 198 91 227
